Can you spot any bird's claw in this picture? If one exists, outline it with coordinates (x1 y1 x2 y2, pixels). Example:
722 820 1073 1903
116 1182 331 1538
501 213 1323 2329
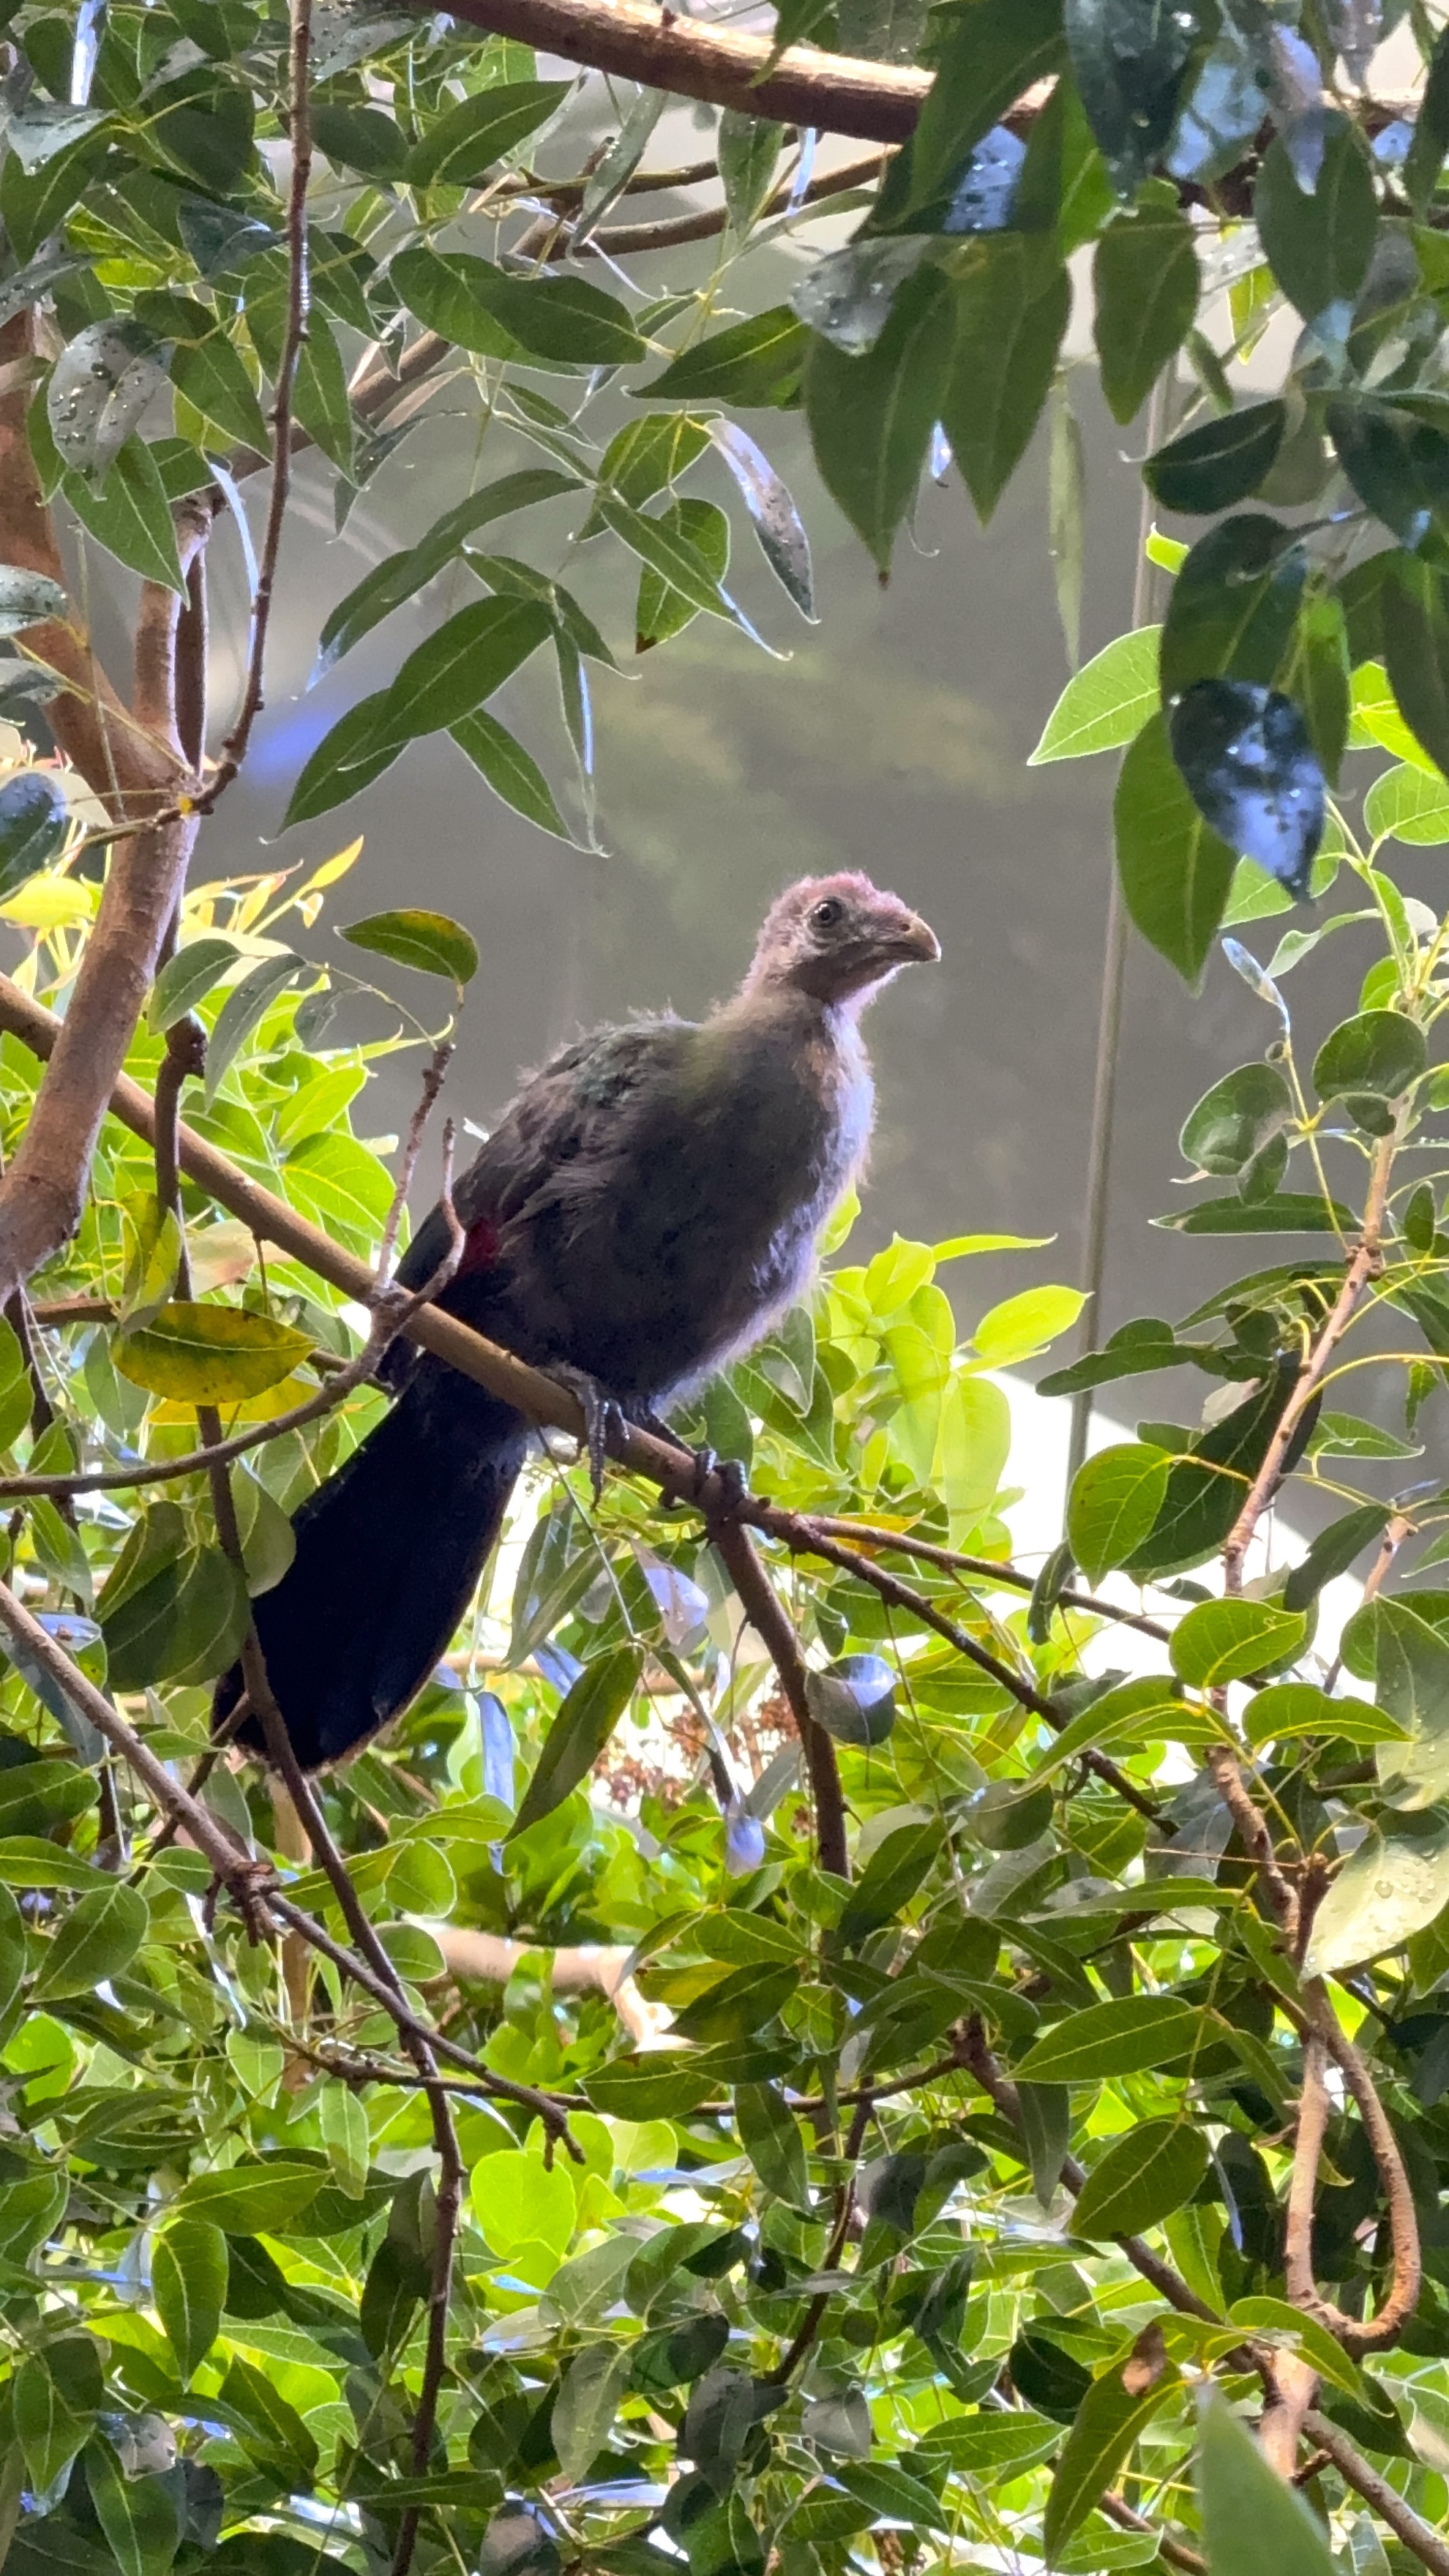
547 1364 621 1504
689 1445 748 1523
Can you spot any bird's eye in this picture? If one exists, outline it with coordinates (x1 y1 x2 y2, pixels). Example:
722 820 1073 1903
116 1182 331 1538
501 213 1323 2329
811 898 845 929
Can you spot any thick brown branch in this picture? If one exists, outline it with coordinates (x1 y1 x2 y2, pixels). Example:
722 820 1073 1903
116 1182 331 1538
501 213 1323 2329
1301 1979 1422 2354
1304 2414 1449 2576
397 0 929 142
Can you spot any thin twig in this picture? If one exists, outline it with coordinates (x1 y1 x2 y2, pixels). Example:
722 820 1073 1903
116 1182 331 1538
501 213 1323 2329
801 1516 1172 1641
710 1516 848 1879
200 0 313 813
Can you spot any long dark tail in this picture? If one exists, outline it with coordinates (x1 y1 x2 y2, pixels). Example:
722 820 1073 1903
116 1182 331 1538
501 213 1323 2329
214 1363 528 1771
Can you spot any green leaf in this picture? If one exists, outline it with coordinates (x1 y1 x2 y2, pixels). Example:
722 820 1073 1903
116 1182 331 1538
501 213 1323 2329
1180 1061 1293 1176
173 2157 324 2233
1159 512 1305 700
1312 1009 1425 1101
1344 1596 1449 1811
54 434 184 594
1305 1821 1449 1974
1093 195 1199 426
1017 1996 1211 2082
399 248 643 364
1045 2365 1177 2564
973 1284 1084 1366
1144 402 1287 514
804 266 954 575
1029 624 1161 762
31 1879 148 2001
283 689 404 825
451 708 572 839
342 907 479 985
407 78 569 184
939 236 1069 523
908 0 1066 211
381 596 556 747
635 307 808 407
114 1300 312 1401
1197 2389 1334 2576
637 497 730 649
0 2167 68 2264
170 331 267 452
1281 1505 1390 1614
102 1540 250 1690
320 2081 371 2197
219 2351 319 2481
312 100 409 176
0 565 67 633
83 2441 179 2576
553 2343 630 2482
1114 709 1236 984
1170 1598 1306 1689
153 2217 227 2378
1363 760 1449 845
314 468 581 676
1066 1443 1171 1582
1380 557 1449 782
1071 2119 1208 2239
736 2081 812 2209
584 2053 717 2119
1154 1191 1352 1234
149 935 239 1033
203 950 308 1101
510 1644 644 1837
719 111 785 233
1244 1680 1404 1748
0 772 69 892
597 493 735 629
15 2348 96 2493
1254 121 1377 322
1017 2081 1071 2207
1406 20 1449 217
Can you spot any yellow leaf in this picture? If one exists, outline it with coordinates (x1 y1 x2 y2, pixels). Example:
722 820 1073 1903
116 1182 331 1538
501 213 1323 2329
143 1370 332 1425
113 1303 313 1404
0 877 95 929
301 836 364 894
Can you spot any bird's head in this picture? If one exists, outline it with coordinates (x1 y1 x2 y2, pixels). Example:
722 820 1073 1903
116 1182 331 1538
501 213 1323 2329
746 872 941 1008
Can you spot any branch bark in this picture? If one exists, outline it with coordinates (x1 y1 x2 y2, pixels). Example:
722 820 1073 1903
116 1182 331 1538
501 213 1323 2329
397 0 929 141
710 1515 848 1879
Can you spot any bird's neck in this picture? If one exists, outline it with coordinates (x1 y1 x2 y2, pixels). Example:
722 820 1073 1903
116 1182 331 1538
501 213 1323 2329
714 977 869 1056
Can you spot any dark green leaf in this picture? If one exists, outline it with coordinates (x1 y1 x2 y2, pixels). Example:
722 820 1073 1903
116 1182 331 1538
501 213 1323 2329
805 1651 896 1745
312 102 410 177
1114 709 1237 984
1312 1009 1426 1101
171 332 268 452
804 266 954 573
407 80 569 185
1328 398 1449 551
1406 23 1449 217
173 2159 324 2233
0 771 69 891
1066 1442 1171 1581
153 2218 227 2379
1170 1596 1306 1687
1254 120 1378 321
1017 1995 1210 2081
1045 2368 1177 2561
1066 0 1197 193
736 2082 812 2209
31 1880 148 2001
1154 1191 1352 1233
1385 554 1449 776
1143 402 1286 514
313 468 581 678
908 0 1066 213
1072 2119 1208 2238
510 1644 645 1836
1180 1061 1292 1175
451 708 572 839
1197 2389 1334 2576
1093 192 1199 426
637 307 809 408
1159 512 1305 699
1282 1504 1390 1613
939 236 1069 522
719 111 785 233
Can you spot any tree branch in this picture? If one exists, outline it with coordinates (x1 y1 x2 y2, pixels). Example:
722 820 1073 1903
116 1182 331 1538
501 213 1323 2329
1303 2412 1449 2576
710 1515 848 1879
397 0 930 142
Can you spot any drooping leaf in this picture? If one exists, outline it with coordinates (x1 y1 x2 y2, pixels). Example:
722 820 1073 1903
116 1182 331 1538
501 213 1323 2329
1066 0 1197 192
1197 2389 1336 2576
1254 119 1378 321
939 235 1070 522
1303 1821 1449 1974
1114 709 1237 984
637 307 809 405
153 2219 228 2380
803 266 954 574
1044 2365 1178 2562
509 1646 645 1837
805 1652 896 1745
736 2081 812 2209
1159 512 1306 699
0 771 69 893
908 0 1067 213
1328 398 1449 553
1168 681 1325 899
312 470 583 679
1093 191 1199 425
451 708 572 839
707 419 815 619
1384 555 1449 778
406 79 570 184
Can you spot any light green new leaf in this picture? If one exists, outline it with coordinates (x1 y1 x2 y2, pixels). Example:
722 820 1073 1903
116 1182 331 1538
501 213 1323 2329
1030 625 1162 763
973 1284 1085 1366
1363 760 1449 846
153 2217 228 2378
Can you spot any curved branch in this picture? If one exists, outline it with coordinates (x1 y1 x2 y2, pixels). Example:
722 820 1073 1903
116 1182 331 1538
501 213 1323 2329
711 1515 848 1879
397 0 929 142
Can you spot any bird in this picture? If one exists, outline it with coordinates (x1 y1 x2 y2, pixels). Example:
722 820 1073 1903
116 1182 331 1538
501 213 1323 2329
214 872 940 1771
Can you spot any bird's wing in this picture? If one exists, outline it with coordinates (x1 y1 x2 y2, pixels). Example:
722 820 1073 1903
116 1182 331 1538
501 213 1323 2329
393 1016 690 1294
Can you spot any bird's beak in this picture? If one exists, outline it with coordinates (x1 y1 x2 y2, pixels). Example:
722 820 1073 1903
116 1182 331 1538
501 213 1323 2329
890 911 941 963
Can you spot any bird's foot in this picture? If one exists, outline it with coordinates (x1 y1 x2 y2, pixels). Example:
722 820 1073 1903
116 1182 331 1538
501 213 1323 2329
547 1364 622 1504
687 1445 749 1524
